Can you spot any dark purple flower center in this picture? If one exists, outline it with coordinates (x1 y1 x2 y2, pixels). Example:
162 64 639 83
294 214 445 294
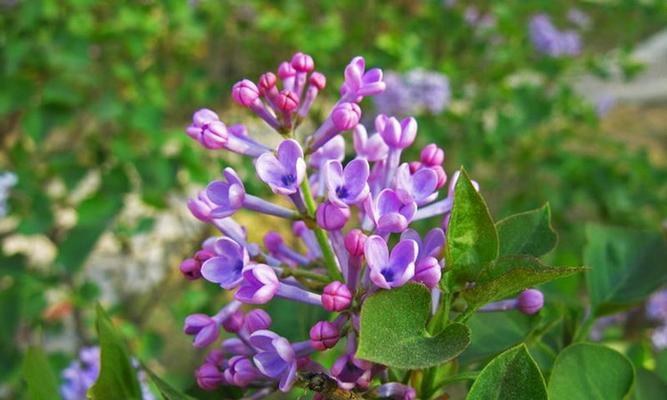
234 260 244 273
281 174 296 186
380 268 394 282
335 185 349 199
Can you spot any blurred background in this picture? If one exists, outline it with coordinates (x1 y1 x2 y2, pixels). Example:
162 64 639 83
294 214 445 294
1 0 666 398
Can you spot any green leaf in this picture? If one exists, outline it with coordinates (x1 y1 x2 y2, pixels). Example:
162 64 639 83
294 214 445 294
463 256 584 308
357 284 470 369
496 204 557 257
142 364 196 400
548 343 634 400
446 168 498 282
460 311 535 365
89 304 143 400
21 347 60 400
466 344 547 400
585 224 667 316
633 369 667 400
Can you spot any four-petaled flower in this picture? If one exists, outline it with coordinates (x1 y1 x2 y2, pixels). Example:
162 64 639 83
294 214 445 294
256 139 306 195
364 235 418 289
249 330 297 392
324 158 370 207
201 237 249 289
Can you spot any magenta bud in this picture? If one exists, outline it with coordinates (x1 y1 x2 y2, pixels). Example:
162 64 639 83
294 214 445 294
180 258 201 280
291 52 315 72
309 321 340 351
517 289 544 315
431 165 447 189
193 108 219 126
278 61 296 79
275 89 299 112
195 249 214 263
184 314 219 348
413 256 442 289
331 102 361 131
316 201 350 231
200 121 228 149
322 281 352 312
205 348 225 367
344 229 367 257
263 231 284 253
420 144 445 167
408 161 422 174
258 72 277 94
222 310 245 333
309 72 326 90
196 363 224 391
244 309 272 333
232 79 260 107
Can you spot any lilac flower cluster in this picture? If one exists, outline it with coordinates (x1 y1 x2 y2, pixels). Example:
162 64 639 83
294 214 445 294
181 52 542 396
374 70 450 116
529 14 582 57
61 347 154 400
647 289 667 349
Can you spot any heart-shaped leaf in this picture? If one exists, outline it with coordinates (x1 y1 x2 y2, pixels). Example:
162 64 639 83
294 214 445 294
357 284 470 369
466 344 547 400
21 346 60 400
548 343 634 400
446 169 498 282
585 224 667 316
89 304 142 400
463 256 584 308
496 204 557 257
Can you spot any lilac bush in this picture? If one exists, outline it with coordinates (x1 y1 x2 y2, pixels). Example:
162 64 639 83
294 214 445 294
179 52 550 396
529 14 581 57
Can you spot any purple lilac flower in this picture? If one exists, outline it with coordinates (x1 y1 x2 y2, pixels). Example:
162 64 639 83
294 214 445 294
200 237 249 289
529 14 582 57
374 70 450 116
324 158 370 207
256 139 306 196
61 347 154 400
353 124 388 162
567 8 591 30
647 289 667 349
249 330 298 392
365 236 418 289
366 189 417 234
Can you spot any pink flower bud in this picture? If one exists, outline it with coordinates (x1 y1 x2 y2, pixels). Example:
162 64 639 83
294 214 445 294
322 281 352 312
344 229 367 257
309 72 326 90
232 79 260 107
316 201 350 231
278 61 296 79
331 102 361 131
275 90 299 112
291 52 315 72
430 165 447 189
263 231 284 253
201 121 228 150
309 321 340 351
408 161 422 174
258 72 277 94
244 309 272 333
180 258 201 280
413 256 442 288
205 348 225 367
222 310 245 333
420 144 445 166
195 250 214 263
517 289 544 315
196 363 224 390
193 108 219 126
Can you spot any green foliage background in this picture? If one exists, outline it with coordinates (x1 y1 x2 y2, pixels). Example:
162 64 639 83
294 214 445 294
2 0 667 399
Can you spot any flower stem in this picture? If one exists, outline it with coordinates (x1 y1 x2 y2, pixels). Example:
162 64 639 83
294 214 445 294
300 177 344 281
281 268 331 283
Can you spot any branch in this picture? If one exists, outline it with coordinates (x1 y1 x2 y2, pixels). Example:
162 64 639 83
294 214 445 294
297 372 366 400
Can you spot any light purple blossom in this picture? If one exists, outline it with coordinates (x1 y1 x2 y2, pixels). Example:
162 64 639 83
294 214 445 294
529 14 582 57
324 158 370 207
340 56 386 103
201 237 249 289
395 163 438 205
365 236 418 289
353 124 389 162
256 139 306 195
366 189 417 234
374 70 450 116
249 330 297 392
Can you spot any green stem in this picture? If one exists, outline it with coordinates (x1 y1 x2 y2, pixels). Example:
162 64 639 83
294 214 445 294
573 314 595 343
299 178 344 282
281 267 331 283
